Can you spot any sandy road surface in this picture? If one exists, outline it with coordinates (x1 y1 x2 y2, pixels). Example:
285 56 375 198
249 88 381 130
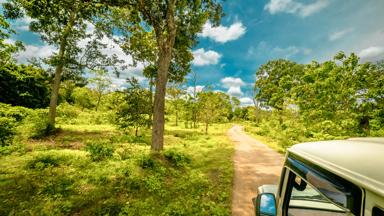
229 125 284 216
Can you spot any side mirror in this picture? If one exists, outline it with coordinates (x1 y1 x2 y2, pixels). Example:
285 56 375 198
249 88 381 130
253 193 277 216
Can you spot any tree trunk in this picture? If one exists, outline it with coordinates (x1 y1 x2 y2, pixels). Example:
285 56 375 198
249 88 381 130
47 10 76 128
135 127 138 136
151 0 176 152
175 108 178 126
205 121 208 135
151 52 171 151
48 42 66 127
96 93 102 111
148 75 154 128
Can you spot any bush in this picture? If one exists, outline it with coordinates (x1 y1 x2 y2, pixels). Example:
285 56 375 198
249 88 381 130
163 149 191 167
0 117 16 146
19 109 52 139
85 140 114 161
27 154 61 170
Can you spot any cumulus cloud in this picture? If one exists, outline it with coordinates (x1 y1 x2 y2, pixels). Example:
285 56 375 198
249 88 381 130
264 0 330 17
15 44 56 62
358 46 384 62
329 28 354 41
199 21 246 43
13 17 34 31
187 85 205 95
192 48 221 66
239 97 254 107
221 77 245 97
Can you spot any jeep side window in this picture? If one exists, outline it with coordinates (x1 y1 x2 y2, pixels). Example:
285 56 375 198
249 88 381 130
373 207 384 216
286 171 350 216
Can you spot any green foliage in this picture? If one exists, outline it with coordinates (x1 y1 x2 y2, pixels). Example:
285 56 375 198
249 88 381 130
72 87 95 110
115 78 151 136
163 148 191 167
27 154 61 170
0 116 16 147
85 140 114 161
0 63 50 108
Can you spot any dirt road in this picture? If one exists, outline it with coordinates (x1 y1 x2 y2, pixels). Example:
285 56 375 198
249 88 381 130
229 125 284 216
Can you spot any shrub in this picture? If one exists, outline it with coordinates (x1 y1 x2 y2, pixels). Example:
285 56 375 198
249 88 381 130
0 117 16 146
20 109 52 139
27 154 61 170
57 103 80 119
85 140 114 161
163 149 191 167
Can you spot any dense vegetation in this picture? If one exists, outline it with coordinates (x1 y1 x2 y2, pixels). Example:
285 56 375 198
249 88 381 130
245 52 384 150
0 0 383 214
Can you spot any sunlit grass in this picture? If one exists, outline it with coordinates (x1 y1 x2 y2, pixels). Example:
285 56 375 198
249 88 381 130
0 120 234 215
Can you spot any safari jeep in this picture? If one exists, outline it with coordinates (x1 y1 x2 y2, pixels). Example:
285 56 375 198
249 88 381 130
253 138 384 216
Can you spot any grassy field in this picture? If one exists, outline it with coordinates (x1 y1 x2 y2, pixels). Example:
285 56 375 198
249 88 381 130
0 122 234 215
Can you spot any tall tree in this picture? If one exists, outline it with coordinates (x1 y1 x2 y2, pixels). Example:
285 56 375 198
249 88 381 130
4 0 116 129
0 10 23 64
108 0 223 151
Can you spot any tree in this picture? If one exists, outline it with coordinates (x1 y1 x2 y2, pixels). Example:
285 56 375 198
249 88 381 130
4 0 116 129
167 84 185 126
109 0 223 151
0 10 23 64
115 78 151 136
71 87 94 110
0 63 50 108
255 59 304 110
198 90 231 134
89 69 112 111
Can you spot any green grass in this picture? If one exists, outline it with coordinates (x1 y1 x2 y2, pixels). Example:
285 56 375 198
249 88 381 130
242 122 286 153
0 121 234 215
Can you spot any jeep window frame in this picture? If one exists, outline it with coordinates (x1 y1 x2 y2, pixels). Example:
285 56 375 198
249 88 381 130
281 153 363 216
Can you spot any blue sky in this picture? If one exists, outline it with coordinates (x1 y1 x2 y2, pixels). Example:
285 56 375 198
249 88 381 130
5 0 384 106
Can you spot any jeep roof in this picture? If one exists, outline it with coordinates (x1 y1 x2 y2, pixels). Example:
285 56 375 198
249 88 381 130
288 137 384 197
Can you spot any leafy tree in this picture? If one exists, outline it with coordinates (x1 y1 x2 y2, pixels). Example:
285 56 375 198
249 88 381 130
0 11 23 64
108 0 223 151
4 0 117 129
89 69 112 111
167 84 185 126
0 63 50 108
255 59 304 110
71 87 94 110
115 78 151 136
198 90 231 134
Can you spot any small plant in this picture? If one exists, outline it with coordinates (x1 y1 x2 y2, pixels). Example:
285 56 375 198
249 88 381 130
27 154 61 170
0 117 16 146
163 149 191 167
85 140 114 161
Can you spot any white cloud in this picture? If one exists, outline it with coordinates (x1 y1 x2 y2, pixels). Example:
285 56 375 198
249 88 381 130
14 16 34 31
358 46 384 62
221 77 245 97
248 41 311 59
221 77 245 88
187 85 204 95
239 97 254 107
192 48 221 66
16 44 56 62
264 0 330 17
329 28 354 41
199 21 246 43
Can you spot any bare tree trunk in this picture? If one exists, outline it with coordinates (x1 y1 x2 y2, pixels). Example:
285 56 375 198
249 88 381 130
175 109 178 126
148 75 154 128
205 121 208 135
